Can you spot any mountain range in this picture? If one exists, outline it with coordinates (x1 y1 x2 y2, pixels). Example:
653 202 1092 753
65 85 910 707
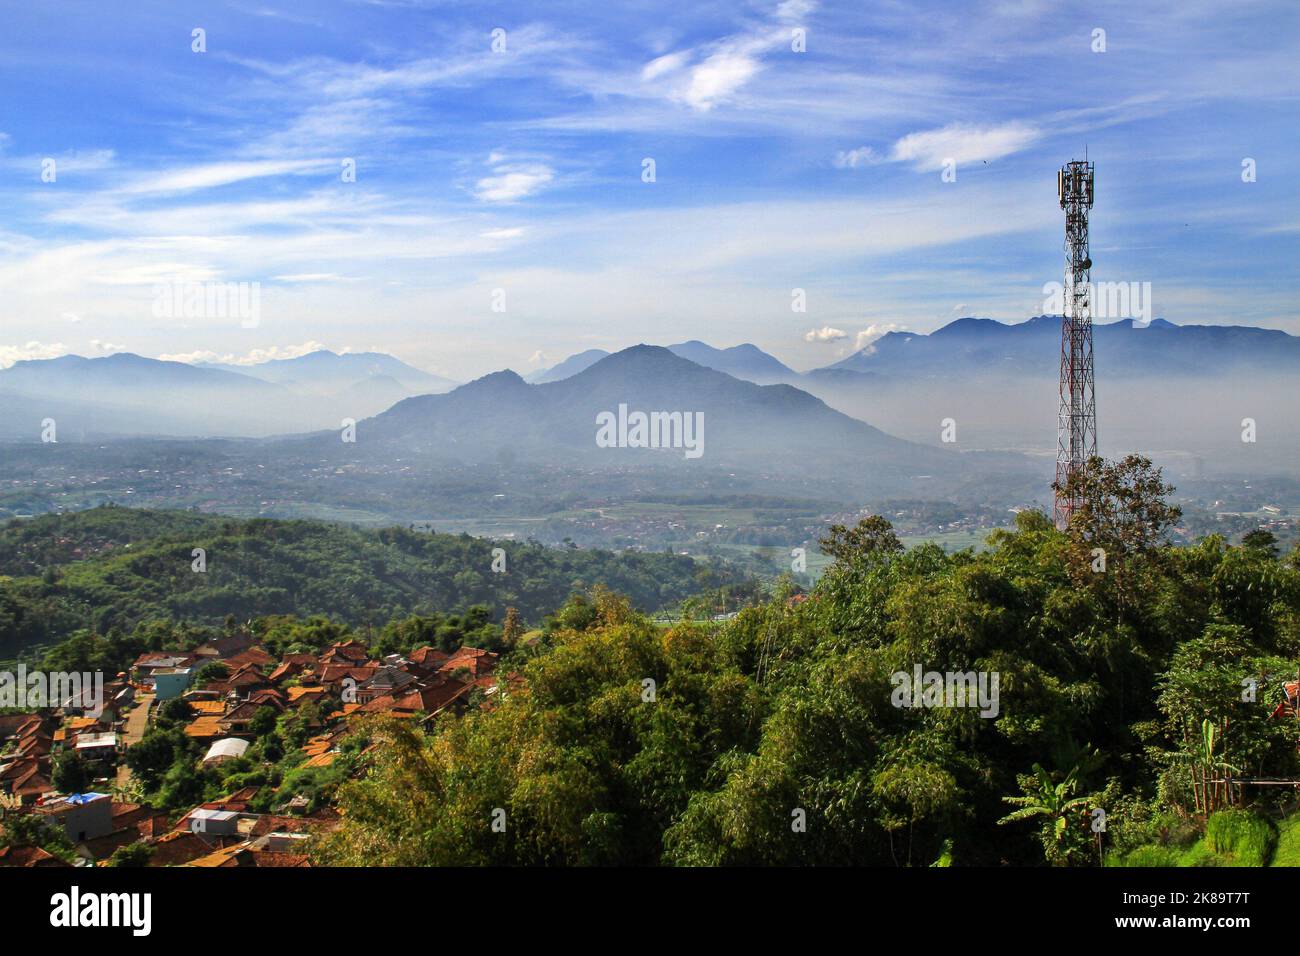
268 343 1026 505
0 349 457 440
518 318 1300 472
819 316 1300 380
526 318 1300 388
371 345 933 470
199 349 456 393
2 316 1298 475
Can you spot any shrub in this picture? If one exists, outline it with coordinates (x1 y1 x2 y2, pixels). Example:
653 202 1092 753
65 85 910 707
1205 809 1275 867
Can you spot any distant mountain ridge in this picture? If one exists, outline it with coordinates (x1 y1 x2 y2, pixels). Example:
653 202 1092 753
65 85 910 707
525 318 1300 390
816 316 1300 379
200 349 457 392
526 349 610 383
792 315 1300 471
0 349 457 440
528 340 797 385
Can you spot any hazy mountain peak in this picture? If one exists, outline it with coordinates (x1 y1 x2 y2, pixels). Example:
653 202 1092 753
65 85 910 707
666 340 795 380
292 349 342 360
574 344 698 377
462 368 529 391
532 341 796 386
932 317 1009 336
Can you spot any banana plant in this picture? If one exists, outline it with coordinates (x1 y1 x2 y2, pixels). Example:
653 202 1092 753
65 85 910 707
998 763 1094 865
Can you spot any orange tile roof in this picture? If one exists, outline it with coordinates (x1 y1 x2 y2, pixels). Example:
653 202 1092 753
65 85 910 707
301 737 331 758
184 844 250 867
287 686 327 702
188 700 227 715
184 715 224 738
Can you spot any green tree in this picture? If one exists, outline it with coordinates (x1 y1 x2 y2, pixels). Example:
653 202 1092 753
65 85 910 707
193 661 230 685
52 751 92 794
107 842 154 867
124 726 194 791
819 515 904 568
1242 529 1279 558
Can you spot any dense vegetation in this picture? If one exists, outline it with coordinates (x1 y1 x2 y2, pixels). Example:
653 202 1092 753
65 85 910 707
0 506 756 662
317 456 1300 866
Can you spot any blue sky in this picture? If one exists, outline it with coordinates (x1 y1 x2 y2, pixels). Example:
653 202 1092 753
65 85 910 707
1 0 1297 379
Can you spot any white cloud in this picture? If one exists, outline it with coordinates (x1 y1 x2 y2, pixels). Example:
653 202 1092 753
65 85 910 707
641 52 689 82
119 159 336 196
776 0 817 22
855 323 906 351
682 51 763 111
90 339 125 354
891 121 1040 171
155 350 228 365
528 349 549 366
638 3 817 113
0 341 68 368
158 341 332 366
474 156 554 203
804 326 847 342
0 146 115 175
272 273 361 282
833 146 877 169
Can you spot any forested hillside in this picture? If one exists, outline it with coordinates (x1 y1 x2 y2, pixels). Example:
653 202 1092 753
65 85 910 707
0 505 754 661
318 457 1300 866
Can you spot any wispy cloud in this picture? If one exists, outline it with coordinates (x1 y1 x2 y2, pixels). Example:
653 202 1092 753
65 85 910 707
833 146 878 169
118 159 337 196
158 341 334 366
474 155 554 203
273 273 363 283
0 341 69 368
634 2 817 112
0 0 1296 378
891 121 1040 171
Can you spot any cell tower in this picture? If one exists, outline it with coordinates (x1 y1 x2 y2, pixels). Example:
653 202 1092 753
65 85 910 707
1054 159 1097 529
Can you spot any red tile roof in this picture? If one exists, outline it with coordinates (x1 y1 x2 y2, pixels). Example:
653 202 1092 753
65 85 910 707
0 845 70 867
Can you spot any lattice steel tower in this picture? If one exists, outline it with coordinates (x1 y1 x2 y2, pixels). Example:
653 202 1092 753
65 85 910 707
1054 159 1096 528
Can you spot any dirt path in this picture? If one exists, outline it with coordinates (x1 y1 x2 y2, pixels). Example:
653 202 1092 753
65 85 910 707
114 692 154 788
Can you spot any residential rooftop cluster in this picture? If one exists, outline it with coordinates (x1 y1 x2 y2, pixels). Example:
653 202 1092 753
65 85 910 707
0 629 511 867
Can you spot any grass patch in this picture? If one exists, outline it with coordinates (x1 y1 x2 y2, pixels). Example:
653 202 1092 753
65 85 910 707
1205 809 1275 866
1106 844 1182 867
1269 814 1300 866
1107 809 1278 867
